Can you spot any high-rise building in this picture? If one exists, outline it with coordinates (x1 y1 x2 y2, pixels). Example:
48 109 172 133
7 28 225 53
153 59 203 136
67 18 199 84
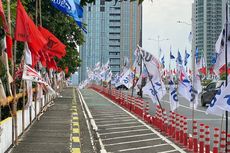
79 0 142 82
192 0 227 69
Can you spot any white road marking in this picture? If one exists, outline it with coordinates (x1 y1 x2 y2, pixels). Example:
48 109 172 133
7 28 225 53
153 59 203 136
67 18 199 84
117 143 169 152
93 114 130 118
92 113 127 116
186 118 223 121
101 125 145 130
98 121 139 127
94 116 132 121
100 129 149 135
96 119 136 124
157 149 177 153
95 90 186 153
102 133 156 141
104 138 161 146
162 99 207 113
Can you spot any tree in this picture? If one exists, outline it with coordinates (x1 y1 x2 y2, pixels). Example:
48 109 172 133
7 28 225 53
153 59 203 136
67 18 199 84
3 0 84 76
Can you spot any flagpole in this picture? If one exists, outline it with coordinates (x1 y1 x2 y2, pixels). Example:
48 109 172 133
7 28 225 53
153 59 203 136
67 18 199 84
39 0 42 26
7 0 18 145
225 2 229 152
136 48 163 111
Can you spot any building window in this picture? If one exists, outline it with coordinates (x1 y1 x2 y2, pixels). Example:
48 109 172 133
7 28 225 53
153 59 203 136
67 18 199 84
100 0 105 5
100 7 105 12
88 7 91 12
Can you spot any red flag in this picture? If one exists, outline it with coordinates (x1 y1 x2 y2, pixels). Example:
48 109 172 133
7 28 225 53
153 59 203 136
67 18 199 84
47 58 58 70
199 67 207 75
38 26 66 59
0 0 8 33
209 66 214 75
39 51 46 67
65 67 69 74
6 35 12 59
14 0 30 42
219 64 230 75
27 18 47 54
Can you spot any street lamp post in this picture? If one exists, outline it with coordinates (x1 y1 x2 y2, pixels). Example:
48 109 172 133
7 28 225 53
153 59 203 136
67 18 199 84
148 36 169 58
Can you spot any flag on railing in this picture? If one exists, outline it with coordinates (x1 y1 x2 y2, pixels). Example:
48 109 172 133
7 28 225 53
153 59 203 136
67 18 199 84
0 0 9 33
176 50 183 66
170 48 175 59
38 26 66 59
169 79 179 111
206 84 225 116
214 25 230 74
143 80 166 104
138 47 161 82
24 42 32 65
184 49 190 66
119 69 134 89
14 0 30 42
161 55 165 68
51 0 86 32
26 80 33 108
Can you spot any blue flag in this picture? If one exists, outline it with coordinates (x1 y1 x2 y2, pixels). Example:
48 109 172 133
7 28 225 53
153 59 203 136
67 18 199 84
195 47 199 63
211 53 217 65
184 49 190 66
51 0 86 32
161 56 165 68
170 48 175 59
177 50 183 65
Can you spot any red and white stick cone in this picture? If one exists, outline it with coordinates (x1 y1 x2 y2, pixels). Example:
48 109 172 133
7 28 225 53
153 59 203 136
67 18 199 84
183 117 188 147
193 120 198 152
199 123 205 153
213 128 219 153
204 125 210 153
220 131 226 153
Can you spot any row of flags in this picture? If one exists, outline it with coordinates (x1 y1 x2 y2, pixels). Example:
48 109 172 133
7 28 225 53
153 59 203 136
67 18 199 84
0 0 82 105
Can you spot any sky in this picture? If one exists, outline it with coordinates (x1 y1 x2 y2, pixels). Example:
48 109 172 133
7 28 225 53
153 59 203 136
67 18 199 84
142 0 193 69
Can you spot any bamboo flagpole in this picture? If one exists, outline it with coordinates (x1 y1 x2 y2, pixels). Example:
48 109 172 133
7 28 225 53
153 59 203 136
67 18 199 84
225 2 229 152
6 0 18 145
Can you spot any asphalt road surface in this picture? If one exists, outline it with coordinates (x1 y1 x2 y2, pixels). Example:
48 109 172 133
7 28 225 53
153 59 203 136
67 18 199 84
80 89 186 153
122 89 229 146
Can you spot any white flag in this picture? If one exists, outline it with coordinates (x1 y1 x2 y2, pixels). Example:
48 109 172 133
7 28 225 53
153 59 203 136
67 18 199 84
24 42 32 65
214 25 230 74
178 79 192 101
22 64 45 84
206 85 225 116
169 79 179 111
139 47 161 82
106 71 112 82
143 80 166 103
119 69 134 89
26 80 33 108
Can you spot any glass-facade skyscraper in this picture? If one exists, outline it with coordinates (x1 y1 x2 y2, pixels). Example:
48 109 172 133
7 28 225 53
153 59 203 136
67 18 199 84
192 0 227 68
79 0 142 81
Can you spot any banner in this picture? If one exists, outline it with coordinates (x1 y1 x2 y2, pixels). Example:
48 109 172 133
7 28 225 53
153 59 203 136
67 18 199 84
143 80 166 104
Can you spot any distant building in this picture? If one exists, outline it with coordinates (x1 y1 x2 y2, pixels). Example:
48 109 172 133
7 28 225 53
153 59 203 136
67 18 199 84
192 0 228 69
79 0 142 81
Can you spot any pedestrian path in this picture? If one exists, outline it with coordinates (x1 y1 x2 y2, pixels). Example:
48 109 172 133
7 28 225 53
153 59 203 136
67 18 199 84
11 87 81 153
80 89 186 153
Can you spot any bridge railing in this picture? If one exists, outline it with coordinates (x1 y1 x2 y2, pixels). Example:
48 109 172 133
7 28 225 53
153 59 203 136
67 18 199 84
0 80 66 153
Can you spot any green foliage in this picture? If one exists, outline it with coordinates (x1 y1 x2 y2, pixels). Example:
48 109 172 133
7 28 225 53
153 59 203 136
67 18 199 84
3 0 84 75
201 79 212 87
